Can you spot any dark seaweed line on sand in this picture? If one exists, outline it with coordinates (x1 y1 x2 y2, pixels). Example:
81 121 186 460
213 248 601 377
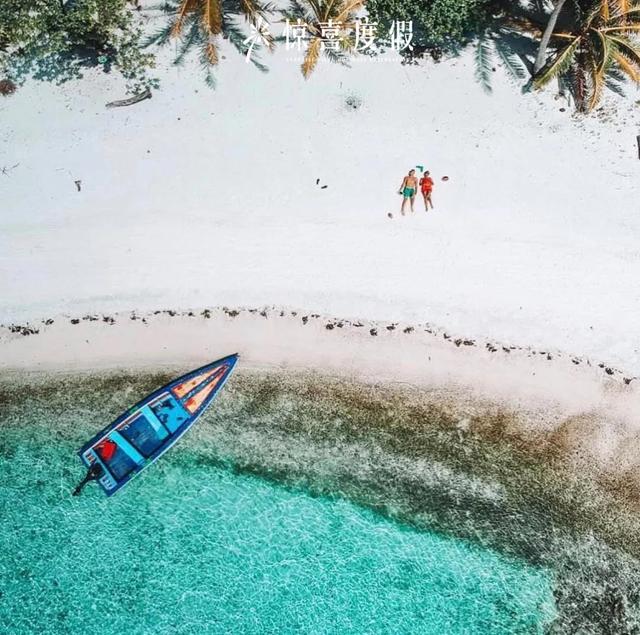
1 305 636 385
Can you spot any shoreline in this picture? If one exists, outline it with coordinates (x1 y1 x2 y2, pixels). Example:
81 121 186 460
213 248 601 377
2 305 640 475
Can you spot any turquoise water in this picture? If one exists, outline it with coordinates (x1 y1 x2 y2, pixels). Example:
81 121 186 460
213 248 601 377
0 372 558 634
2 369 640 633
1 453 554 634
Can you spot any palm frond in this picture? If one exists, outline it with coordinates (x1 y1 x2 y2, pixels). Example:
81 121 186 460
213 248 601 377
587 49 605 111
494 36 527 81
606 33 640 73
203 0 223 36
612 46 640 80
174 19 201 65
334 0 364 23
172 0 198 37
204 39 219 64
502 16 544 38
474 33 494 94
197 39 218 87
618 1 640 16
592 28 611 77
142 22 176 47
282 0 316 24
324 44 350 66
599 24 640 31
237 0 274 24
584 2 605 29
605 65 629 94
302 37 321 78
534 36 581 88
202 66 217 88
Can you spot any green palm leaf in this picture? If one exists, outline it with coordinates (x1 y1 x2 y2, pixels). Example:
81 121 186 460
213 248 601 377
534 36 581 88
606 33 640 67
474 32 494 94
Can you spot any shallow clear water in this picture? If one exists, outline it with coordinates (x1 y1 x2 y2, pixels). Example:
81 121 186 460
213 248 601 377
1 452 555 634
0 371 559 634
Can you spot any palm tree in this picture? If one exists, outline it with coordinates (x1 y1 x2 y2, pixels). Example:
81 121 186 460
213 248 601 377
533 0 640 111
281 0 364 78
146 0 275 86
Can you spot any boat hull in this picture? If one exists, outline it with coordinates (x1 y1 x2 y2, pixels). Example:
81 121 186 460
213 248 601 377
77 354 238 496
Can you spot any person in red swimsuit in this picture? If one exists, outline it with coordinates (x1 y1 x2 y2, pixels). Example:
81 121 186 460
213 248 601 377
419 171 434 212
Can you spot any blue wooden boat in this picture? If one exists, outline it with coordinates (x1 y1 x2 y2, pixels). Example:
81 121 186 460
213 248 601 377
73 354 238 496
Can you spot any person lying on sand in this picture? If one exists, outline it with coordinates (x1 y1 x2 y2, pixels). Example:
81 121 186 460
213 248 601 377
419 171 434 211
398 169 418 215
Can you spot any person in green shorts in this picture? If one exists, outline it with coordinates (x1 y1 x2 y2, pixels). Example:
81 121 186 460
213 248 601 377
398 169 418 215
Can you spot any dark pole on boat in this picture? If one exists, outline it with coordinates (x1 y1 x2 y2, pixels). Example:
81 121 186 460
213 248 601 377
72 464 104 496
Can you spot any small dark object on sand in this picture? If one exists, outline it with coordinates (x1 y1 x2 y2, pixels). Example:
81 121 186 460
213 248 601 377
0 79 16 96
321 185 328 189
316 178 320 185
74 180 82 192
442 176 449 182
1 163 19 176
105 88 152 109
387 212 393 219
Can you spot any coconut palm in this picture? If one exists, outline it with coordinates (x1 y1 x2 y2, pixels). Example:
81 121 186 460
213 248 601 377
281 0 364 78
146 0 275 86
533 0 640 111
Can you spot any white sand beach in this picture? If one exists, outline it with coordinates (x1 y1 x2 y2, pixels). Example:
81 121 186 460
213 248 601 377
2 30 640 476
1 41 640 372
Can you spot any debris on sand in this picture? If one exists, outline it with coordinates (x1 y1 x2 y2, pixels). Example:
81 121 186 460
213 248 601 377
105 88 152 109
0 79 16 96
